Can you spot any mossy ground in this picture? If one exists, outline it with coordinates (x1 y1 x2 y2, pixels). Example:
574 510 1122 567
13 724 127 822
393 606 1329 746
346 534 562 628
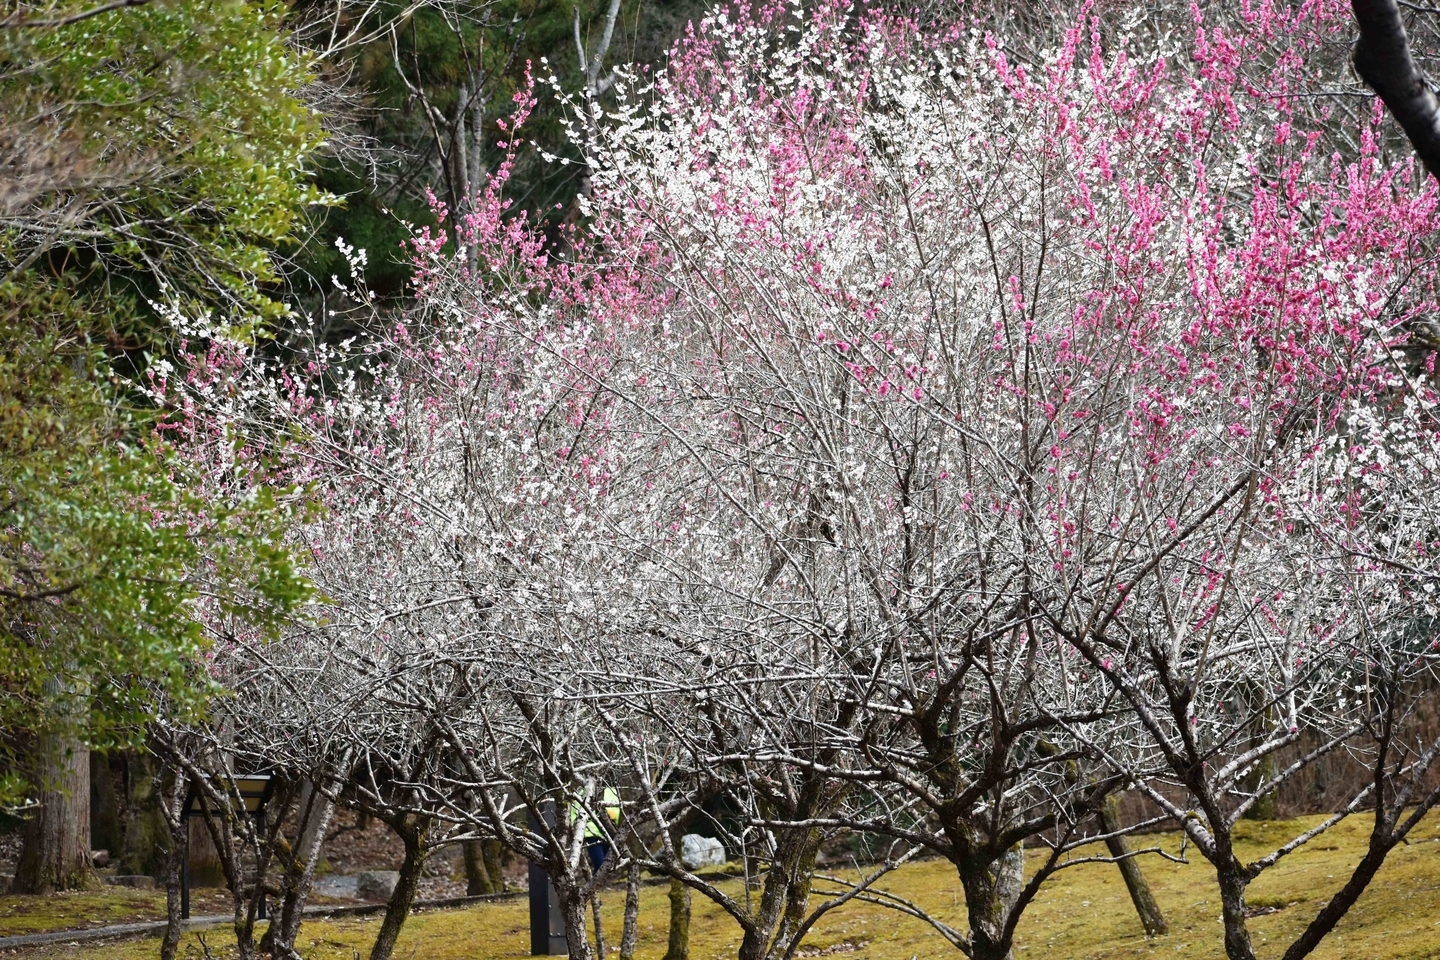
9 813 1440 958
0 886 254 937
0 887 166 934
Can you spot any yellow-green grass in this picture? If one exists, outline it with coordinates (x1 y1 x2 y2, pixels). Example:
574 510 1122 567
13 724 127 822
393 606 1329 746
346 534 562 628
13 813 1440 959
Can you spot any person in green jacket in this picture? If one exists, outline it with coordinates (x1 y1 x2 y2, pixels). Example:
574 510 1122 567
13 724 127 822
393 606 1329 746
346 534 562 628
575 787 621 874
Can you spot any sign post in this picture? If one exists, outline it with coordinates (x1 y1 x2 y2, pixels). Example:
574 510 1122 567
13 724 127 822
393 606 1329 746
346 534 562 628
527 804 567 955
181 773 274 921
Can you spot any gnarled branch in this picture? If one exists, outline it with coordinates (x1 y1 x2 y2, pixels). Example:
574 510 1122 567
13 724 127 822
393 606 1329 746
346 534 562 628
1352 0 1440 180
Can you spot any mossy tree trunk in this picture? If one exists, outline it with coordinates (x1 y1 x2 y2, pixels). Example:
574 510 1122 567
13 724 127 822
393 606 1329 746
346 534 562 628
956 846 1021 960
1244 760 1280 821
1098 795 1167 936
734 818 830 960
1216 862 1258 960
92 749 167 879
464 838 506 895
769 828 821 959
463 839 487 894
483 839 505 893
1241 685 1280 821
119 751 169 878
90 751 120 861
658 796 721 960
591 884 608 960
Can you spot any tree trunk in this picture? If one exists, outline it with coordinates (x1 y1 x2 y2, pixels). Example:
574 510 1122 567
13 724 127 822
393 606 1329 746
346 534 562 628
769 830 821 960
1098 795 1167 936
737 871 786 960
159 768 187 960
560 885 596 960
1278 824 1395 960
467 97 487 206
736 825 822 960
13 724 95 893
1241 692 1279 822
265 782 336 958
993 842 1023 921
449 81 469 221
662 875 691 960
619 859 641 960
464 839 494 895
191 801 258 960
957 849 1020 960
591 887 608 960
369 827 426 960
483 839 505 893
1216 865 1257 960
160 811 185 960
1352 0 1440 182
119 750 168 878
1243 758 1280 821
90 751 120 859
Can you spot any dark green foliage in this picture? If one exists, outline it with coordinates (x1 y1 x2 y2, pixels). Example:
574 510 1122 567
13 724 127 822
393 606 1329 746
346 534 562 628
297 159 436 301
0 0 324 809
0 290 309 783
1 0 333 323
292 0 709 299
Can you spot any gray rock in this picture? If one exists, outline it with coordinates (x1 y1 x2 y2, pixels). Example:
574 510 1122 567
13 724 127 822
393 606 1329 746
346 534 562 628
105 875 156 890
313 873 359 899
680 834 726 870
356 870 399 901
